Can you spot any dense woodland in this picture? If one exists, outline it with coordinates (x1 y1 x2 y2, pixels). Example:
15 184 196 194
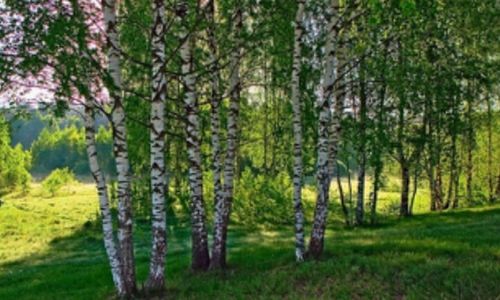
0 0 499 298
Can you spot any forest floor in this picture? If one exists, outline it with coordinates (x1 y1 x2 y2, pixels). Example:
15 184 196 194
0 183 499 299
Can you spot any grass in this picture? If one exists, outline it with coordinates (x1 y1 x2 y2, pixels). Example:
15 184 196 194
0 183 499 299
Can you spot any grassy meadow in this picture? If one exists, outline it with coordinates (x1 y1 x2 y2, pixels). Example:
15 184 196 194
0 183 499 299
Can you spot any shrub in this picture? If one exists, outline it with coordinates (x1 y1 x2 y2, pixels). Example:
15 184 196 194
0 117 31 196
42 168 76 197
233 169 293 226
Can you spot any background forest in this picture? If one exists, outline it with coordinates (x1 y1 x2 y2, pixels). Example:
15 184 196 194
0 0 499 299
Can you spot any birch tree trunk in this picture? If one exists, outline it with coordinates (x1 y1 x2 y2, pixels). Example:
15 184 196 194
205 0 227 270
371 81 387 224
486 95 494 203
102 0 136 294
424 93 438 212
333 25 349 225
466 91 474 202
146 0 167 291
205 0 224 227
308 0 338 259
400 164 410 216
84 102 125 297
178 3 210 271
355 65 367 225
211 4 243 269
290 0 306 262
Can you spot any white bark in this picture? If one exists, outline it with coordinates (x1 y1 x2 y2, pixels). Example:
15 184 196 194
291 0 306 262
84 102 125 296
206 1 223 215
102 0 136 293
204 0 226 269
211 5 243 269
147 0 167 290
309 0 338 258
178 2 210 270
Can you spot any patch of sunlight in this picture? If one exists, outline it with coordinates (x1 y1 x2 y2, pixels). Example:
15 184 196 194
260 230 282 238
304 175 431 216
0 183 99 266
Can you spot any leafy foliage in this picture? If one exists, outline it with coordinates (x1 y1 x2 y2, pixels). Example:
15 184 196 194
31 124 114 177
0 116 31 196
233 170 293 226
41 168 76 197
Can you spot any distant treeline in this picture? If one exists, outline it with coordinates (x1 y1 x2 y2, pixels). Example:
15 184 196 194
9 111 115 179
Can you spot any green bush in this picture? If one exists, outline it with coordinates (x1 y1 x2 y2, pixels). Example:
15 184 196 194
233 169 293 226
42 168 76 197
0 117 31 196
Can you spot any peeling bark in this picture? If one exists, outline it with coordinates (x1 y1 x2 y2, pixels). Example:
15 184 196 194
355 63 367 225
146 0 167 292
211 4 243 269
308 0 338 259
84 102 125 296
291 0 306 262
205 0 224 233
102 0 136 294
205 0 227 270
178 2 210 271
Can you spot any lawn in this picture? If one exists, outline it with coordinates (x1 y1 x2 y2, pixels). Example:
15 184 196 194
0 183 499 299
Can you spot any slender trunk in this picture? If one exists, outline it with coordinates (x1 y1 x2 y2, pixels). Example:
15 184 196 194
331 18 347 225
370 167 380 224
452 165 461 209
263 51 269 174
355 63 367 225
435 162 443 210
445 128 457 210
178 3 210 271
429 161 436 211
205 0 223 212
336 166 350 226
84 102 125 296
205 0 225 270
146 0 167 291
409 166 418 216
211 5 243 269
308 0 338 259
487 95 494 202
102 0 136 294
400 164 410 217
425 93 438 212
347 159 354 225
356 158 366 225
110 65 136 299
371 83 386 224
432 106 444 211
496 169 500 201
396 47 409 217
290 0 306 262
466 91 473 202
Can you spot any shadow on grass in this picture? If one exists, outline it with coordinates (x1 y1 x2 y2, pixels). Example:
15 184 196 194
0 206 499 299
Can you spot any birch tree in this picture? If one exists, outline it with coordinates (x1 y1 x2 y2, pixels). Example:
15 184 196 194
355 62 367 225
102 0 137 294
308 0 338 259
204 0 226 270
291 0 306 262
177 1 211 271
211 3 243 269
83 100 125 296
146 0 168 291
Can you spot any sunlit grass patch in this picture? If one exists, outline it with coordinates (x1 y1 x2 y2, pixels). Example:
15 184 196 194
0 183 99 264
